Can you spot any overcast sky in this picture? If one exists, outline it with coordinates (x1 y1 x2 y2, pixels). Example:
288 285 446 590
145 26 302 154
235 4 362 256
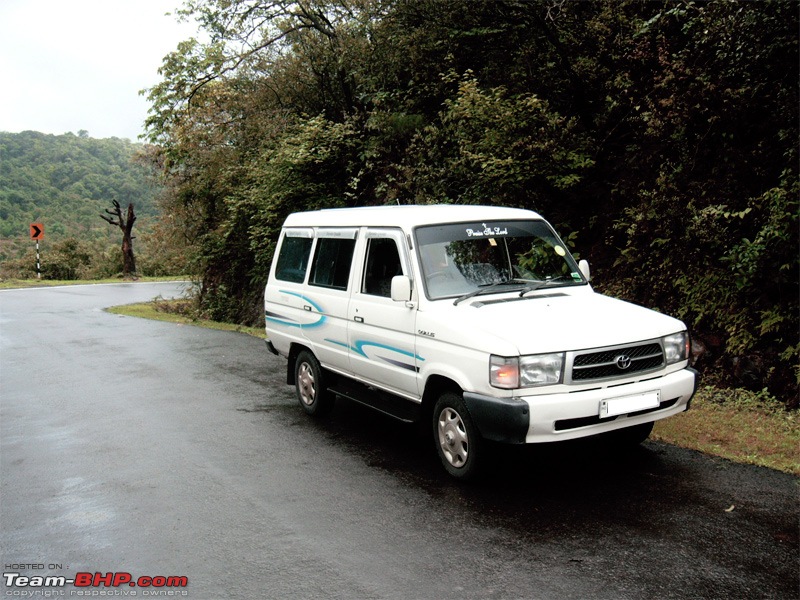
0 0 199 141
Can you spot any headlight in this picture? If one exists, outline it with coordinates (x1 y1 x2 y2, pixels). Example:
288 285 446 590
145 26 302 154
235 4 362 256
490 353 564 389
520 353 564 386
663 331 690 365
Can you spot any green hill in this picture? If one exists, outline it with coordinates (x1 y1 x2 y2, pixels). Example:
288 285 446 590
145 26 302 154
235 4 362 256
0 131 161 251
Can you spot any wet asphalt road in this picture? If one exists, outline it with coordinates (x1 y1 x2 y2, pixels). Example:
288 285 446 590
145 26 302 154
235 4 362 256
1 282 797 600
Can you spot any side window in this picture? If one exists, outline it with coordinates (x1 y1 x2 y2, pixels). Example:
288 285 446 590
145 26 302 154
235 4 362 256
309 238 356 290
362 238 402 297
275 235 313 283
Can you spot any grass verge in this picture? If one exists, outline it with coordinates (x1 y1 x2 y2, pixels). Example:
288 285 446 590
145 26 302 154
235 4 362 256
653 387 799 475
106 298 265 338
113 298 799 476
0 276 186 289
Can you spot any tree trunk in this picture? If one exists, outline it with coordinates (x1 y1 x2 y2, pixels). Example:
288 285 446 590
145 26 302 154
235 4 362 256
101 200 137 279
121 203 137 277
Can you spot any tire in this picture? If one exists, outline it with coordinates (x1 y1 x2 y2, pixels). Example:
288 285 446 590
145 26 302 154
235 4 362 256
433 391 482 480
294 350 333 417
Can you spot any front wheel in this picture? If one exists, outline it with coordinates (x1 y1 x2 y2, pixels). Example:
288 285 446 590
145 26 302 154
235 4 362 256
294 350 333 417
433 392 482 480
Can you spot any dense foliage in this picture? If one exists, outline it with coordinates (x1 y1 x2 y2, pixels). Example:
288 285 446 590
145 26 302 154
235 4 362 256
0 131 186 278
144 0 798 403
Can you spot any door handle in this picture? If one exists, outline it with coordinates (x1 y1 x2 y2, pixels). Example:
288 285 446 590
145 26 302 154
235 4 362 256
354 316 364 323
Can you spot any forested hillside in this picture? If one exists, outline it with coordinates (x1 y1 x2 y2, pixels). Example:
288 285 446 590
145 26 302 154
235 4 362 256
0 131 186 278
0 131 159 242
143 0 798 401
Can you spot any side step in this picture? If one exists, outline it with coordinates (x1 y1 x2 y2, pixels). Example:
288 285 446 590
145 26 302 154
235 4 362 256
328 377 421 424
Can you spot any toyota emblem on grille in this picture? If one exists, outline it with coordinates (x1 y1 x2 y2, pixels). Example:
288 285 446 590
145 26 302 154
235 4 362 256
615 354 632 370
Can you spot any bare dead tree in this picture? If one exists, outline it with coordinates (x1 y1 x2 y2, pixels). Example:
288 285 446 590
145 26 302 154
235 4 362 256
101 199 137 278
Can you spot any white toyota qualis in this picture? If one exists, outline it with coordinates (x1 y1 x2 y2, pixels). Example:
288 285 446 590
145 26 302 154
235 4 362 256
264 205 698 479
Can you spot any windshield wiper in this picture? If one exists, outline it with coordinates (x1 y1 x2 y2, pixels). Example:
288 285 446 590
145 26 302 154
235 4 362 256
518 275 576 297
453 279 528 306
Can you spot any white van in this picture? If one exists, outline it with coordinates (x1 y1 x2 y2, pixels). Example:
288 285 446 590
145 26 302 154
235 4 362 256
264 205 697 479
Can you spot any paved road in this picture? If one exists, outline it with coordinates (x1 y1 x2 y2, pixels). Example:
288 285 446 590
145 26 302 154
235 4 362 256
1 283 797 599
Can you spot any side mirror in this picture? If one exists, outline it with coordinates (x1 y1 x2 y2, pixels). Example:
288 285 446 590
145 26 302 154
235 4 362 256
390 275 413 303
578 259 591 282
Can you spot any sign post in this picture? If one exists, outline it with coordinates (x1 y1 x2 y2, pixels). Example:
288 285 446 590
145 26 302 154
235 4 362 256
30 223 44 279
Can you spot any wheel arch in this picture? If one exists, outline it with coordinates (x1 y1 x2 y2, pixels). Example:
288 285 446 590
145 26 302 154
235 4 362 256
286 342 313 385
421 374 463 425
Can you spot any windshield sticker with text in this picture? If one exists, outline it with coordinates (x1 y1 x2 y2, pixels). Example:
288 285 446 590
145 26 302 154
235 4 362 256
465 224 509 237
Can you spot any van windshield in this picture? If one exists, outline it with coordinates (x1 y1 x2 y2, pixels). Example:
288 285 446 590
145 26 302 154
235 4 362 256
415 220 585 300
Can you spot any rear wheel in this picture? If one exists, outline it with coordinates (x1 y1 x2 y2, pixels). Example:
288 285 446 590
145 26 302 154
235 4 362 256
294 350 333 417
433 391 482 480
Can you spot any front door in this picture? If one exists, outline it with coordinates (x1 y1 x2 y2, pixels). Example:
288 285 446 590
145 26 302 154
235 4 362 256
347 228 420 400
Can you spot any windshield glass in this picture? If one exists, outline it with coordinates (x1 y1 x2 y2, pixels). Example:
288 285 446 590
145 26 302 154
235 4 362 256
415 220 585 300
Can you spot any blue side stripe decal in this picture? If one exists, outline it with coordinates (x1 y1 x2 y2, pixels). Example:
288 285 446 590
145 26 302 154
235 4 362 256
265 290 326 328
352 340 424 362
267 292 423 370
324 338 424 372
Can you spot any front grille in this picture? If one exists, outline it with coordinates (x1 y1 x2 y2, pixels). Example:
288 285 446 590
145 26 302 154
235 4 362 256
571 342 664 382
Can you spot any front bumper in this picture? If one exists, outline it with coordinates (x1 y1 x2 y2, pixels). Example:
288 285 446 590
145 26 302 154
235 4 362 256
464 367 697 445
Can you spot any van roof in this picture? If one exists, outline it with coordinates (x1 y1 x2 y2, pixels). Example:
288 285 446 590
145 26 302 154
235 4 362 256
282 204 543 229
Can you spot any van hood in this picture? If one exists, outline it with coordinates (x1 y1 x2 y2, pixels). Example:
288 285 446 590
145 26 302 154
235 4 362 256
456 290 685 355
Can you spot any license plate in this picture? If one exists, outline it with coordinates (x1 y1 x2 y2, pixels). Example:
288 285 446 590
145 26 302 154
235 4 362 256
600 391 660 418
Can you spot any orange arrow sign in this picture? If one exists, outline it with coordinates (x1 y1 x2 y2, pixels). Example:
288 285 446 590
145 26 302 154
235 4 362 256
30 223 44 240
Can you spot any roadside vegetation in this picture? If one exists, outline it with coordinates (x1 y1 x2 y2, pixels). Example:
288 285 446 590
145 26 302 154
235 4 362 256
106 295 263 338
652 388 799 476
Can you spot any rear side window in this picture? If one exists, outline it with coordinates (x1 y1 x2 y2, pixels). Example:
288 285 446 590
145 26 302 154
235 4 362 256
275 235 313 283
309 238 356 290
